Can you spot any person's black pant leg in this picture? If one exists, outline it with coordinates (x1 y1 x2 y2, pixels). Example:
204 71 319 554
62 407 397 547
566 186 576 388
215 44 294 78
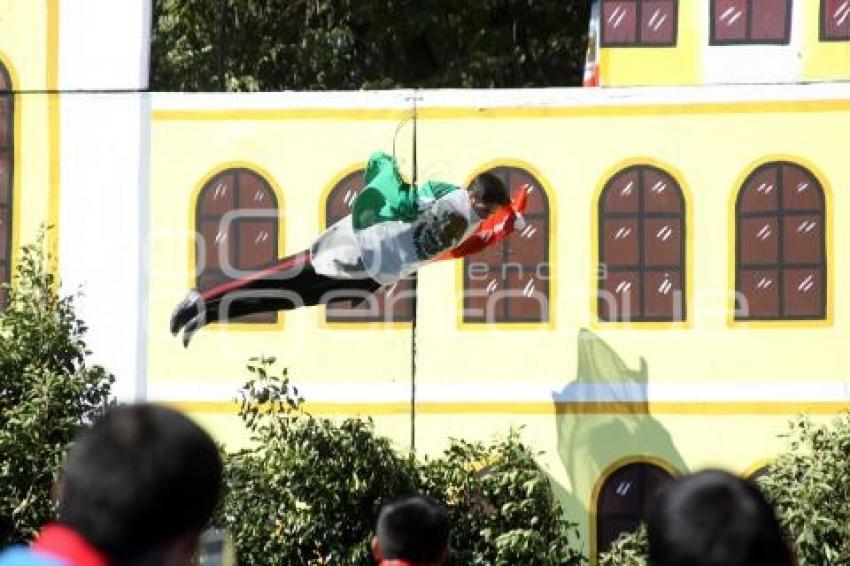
201 250 380 322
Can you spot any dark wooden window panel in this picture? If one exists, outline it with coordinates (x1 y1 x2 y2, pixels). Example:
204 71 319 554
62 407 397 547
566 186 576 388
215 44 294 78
596 463 674 559
463 166 550 324
195 169 279 324
325 169 414 323
822 0 850 40
599 166 686 322
0 64 13 307
601 0 679 47
735 162 826 320
711 0 792 45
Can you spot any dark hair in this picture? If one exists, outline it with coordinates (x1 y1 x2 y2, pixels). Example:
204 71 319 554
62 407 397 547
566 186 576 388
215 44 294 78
57 404 222 563
376 495 450 564
471 172 510 207
647 469 793 566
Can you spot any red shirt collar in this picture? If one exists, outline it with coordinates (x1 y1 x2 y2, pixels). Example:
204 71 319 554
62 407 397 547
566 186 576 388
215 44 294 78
31 523 109 566
379 561 416 566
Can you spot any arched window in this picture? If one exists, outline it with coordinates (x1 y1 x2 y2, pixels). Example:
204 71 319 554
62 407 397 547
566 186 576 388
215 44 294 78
195 168 279 323
599 165 686 322
0 63 13 305
324 170 414 323
596 461 674 558
462 166 550 324
735 162 826 320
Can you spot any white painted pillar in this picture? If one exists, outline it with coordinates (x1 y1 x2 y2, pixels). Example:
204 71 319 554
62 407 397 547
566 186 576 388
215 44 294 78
57 0 152 401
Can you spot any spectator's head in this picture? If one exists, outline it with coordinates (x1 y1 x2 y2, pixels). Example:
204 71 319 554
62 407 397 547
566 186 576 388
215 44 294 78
647 469 793 566
468 172 510 219
56 404 222 566
371 495 450 566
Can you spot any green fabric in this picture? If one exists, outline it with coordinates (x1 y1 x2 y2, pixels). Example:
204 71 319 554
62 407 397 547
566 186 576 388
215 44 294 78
419 180 458 200
351 151 459 231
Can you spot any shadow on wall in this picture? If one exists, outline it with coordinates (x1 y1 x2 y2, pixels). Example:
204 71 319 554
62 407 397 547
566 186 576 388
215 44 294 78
552 328 688 561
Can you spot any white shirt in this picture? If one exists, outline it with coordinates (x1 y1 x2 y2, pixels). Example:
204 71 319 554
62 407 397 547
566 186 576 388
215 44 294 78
357 190 481 284
311 190 481 285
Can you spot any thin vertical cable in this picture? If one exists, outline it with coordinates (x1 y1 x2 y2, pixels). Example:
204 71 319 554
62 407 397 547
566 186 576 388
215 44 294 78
409 93 419 452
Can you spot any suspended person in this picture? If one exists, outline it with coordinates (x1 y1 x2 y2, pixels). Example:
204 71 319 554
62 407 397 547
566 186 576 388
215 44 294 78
170 151 529 346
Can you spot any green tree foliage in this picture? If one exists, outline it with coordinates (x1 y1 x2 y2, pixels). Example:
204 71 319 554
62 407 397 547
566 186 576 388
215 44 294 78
421 433 584 565
220 358 418 564
598 416 850 566
0 239 114 543
151 0 590 91
758 416 850 565
217 357 585 565
597 526 648 566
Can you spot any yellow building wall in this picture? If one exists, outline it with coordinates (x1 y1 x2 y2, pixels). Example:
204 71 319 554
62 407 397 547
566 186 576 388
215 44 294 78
0 0 60 266
599 0 701 86
412 102 850 557
598 0 850 87
413 103 848 385
150 95 850 559
148 110 416 408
